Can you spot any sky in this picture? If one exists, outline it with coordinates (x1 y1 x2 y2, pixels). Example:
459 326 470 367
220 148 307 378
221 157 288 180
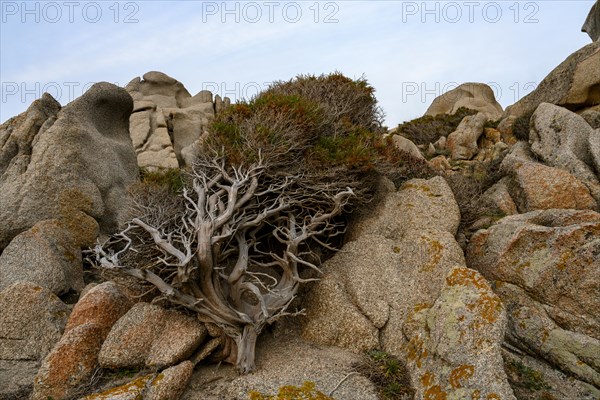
0 0 596 126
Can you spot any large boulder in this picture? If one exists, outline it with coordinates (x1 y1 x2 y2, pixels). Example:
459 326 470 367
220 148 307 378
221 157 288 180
0 217 98 295
468 209 600 389
126 72 226 169
0 83 139 250
505 42 600 117
0 282 69 399
446 112 488 160
529 103 600 202
391 134 424 160
582 0 600 42
32 282 133 400
302 176 514 398
403 267 514 400
99 302 207 369
503 161 597 212
82 361 194 400
424 83 503 120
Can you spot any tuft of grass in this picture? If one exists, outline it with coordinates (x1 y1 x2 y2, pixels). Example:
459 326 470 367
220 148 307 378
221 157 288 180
139 168 184 194
506 360 550 391
353 349 414 399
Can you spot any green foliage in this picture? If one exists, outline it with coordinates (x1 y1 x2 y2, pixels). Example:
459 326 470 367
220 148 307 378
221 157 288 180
512 110 534 141
205 72 437 196
507 360 549 391
248 381 334 400
107 367 141 379
353 350 414 399
139 168 184 194
395 107 478 146
206 72 385 173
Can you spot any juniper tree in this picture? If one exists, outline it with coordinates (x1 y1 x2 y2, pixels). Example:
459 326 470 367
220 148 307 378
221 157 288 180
90 73 426 373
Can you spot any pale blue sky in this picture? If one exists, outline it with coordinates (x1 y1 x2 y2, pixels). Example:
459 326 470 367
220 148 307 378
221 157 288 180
0 1 595 125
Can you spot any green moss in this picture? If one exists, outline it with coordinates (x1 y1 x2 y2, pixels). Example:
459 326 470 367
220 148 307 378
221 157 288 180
139 168 184 194
507 360 550 391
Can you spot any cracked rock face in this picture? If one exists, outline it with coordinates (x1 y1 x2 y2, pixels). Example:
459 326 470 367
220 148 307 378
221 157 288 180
125 71 229 170
468 209 600 391
0 83 139 250
302 176 515 399
505 41 600 118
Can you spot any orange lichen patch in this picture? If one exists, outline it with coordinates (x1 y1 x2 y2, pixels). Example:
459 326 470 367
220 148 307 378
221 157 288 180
472 389 481 400
405 336 427 368
420 371 435 387
486 394 500 400
424 385 447 400
420 236 444 272
413 303 431 313
446 268 489 290
402 182 432 193
449 365 475 388
467 293 503 326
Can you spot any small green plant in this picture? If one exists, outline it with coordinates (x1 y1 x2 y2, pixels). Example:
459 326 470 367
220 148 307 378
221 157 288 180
353 349 414 399
108 367 141 379
512 110 535 142
395 107 478 146
139 168 184 194
506 360 549 391
249 381 334 400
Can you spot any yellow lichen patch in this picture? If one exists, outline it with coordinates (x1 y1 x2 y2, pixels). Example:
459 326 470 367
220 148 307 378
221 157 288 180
448 365 475 388
486 394 500 400
151 372 165 386
555 251 574 271
467 293 503 326
405 336 427 368
424 385 448 400
83 375 151 399
446 268 488 290
420 236 444 272
471 389 481 400
413 303 431 313
420 371 435 387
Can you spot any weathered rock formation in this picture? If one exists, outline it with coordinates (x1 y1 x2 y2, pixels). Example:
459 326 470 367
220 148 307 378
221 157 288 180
446 112 488 160
529 102 600 202
302 176 515 399
583 0 600 42
425 83 503 120
125 71 230 170
505 42 600 117
0 283 70 399
468 210 600 397
0 83 139 250
32 282 133 400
